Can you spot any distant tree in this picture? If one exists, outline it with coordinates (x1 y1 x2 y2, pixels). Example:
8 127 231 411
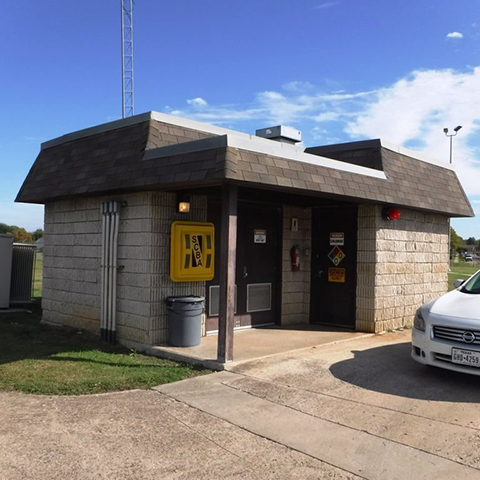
0 223 42 243
12 228 33 244
466 237 478 246
450 227 464 254
31 229 44 241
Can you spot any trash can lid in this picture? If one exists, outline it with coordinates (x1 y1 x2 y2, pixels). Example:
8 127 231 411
165 295 205 304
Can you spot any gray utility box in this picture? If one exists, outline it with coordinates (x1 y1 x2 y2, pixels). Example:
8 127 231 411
0 235 14 308
165 296 204 347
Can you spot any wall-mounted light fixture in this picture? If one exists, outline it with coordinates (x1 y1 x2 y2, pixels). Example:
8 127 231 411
382 207 401 221
177 194 191 213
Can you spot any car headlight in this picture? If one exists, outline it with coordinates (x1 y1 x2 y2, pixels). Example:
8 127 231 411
414 308 425 332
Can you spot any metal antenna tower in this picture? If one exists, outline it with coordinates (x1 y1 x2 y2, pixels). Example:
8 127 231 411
121 0 134 118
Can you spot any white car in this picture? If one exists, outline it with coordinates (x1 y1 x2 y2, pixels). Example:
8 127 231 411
412 269 480 374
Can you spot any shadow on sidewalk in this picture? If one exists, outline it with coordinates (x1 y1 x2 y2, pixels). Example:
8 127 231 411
330 342 480 403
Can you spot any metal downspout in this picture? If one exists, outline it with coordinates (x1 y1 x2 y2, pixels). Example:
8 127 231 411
100 201 121 344
111 202 120 344
100 203 107 341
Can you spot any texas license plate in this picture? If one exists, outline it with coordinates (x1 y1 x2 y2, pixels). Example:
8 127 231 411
452 348 480 367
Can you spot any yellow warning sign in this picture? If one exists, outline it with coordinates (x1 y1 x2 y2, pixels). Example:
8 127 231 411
328 268 346 283
170 221 215 282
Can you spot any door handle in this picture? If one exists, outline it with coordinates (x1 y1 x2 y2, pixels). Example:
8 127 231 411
316 269 324 279
243 266 248 278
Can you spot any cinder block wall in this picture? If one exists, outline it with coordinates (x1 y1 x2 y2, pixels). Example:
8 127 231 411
148 192 207 344
43 191 207 346
281 206 312 325
357 205 449 333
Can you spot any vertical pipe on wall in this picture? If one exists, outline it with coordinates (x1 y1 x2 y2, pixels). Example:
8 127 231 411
107 202 114 343
105 203 112 342
111 202 120 345
100 201 121 345
100 203 107 340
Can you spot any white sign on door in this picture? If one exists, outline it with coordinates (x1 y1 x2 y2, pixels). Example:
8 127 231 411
329 232 344 246
254 229 267 243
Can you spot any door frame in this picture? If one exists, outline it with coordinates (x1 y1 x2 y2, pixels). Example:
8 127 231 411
205 198 284 333
309 205 358 330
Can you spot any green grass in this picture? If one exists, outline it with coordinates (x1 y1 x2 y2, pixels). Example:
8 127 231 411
32 252 43 298
448 260 479 291
0 305 209 395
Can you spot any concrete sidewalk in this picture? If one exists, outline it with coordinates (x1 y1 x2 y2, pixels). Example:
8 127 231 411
3 330 480 479
157 330 480 479
0 389 358 480
156 371 480 480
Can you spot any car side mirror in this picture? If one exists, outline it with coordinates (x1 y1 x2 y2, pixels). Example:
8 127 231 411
454 279 465 288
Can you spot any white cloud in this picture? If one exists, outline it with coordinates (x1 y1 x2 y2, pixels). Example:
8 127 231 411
187 97 208 107
346 67 480 195
446 31 464 39
313 112 341 122
165 67 480 197
314 2 339 9
282 81 314 92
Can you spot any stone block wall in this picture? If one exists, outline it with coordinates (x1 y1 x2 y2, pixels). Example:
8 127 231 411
43 191 207 346
281 206 312 325
356 205 449 333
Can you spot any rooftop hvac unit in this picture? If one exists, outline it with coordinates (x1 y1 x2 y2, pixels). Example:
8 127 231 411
0 235 14 308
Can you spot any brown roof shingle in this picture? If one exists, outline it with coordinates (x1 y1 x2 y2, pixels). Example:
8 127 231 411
16 117 473 218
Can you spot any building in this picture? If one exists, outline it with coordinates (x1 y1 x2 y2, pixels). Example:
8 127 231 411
16 112 473 362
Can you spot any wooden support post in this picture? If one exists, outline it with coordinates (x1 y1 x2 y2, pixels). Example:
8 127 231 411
217 184 238 363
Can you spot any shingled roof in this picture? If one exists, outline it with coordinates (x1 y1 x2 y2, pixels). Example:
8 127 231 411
16 112 473 218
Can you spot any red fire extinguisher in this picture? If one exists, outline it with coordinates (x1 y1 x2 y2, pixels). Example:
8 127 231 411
291 245 300 271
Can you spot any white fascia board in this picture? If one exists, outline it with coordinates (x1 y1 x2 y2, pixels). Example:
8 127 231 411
226 135 387 179
379 139 455 171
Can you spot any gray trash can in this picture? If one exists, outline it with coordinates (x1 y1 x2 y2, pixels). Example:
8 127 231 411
165 296 204 347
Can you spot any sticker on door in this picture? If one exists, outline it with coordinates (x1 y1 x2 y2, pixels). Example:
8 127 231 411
327 246 346 266
329 232 344 246
254 229 267 243
328 267 346 283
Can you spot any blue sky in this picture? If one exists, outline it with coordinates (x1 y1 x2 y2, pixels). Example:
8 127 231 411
2 0 479 237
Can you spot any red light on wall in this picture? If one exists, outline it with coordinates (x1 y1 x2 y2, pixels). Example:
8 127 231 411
383 207 401 221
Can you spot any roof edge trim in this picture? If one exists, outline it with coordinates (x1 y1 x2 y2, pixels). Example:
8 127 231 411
41 111 256 151
310 138 454 172
41 112 154 150
227 136 387 179
379 140 455 171
144 134 387 180
143 135 229 160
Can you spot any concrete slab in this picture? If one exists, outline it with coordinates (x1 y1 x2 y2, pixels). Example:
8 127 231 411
147 324 369 370
156 371 480 480
0 389 360 480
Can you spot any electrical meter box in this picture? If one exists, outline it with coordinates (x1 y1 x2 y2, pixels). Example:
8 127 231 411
170 222 215 282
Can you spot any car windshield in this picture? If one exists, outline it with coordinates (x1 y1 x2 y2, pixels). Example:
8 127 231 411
461 271 480 294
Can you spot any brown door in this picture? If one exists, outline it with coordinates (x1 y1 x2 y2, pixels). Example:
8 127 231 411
310 206 357 328
206 201 280 332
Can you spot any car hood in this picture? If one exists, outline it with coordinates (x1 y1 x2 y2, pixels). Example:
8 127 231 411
429 289 480 321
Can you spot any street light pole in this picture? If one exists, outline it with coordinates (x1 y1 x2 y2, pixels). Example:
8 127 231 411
443 125 462 264
443 125 462 164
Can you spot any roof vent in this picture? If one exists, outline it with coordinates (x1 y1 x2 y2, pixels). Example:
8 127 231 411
255 125 302 145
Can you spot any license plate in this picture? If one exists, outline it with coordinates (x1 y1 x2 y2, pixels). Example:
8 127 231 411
452 348 480 367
